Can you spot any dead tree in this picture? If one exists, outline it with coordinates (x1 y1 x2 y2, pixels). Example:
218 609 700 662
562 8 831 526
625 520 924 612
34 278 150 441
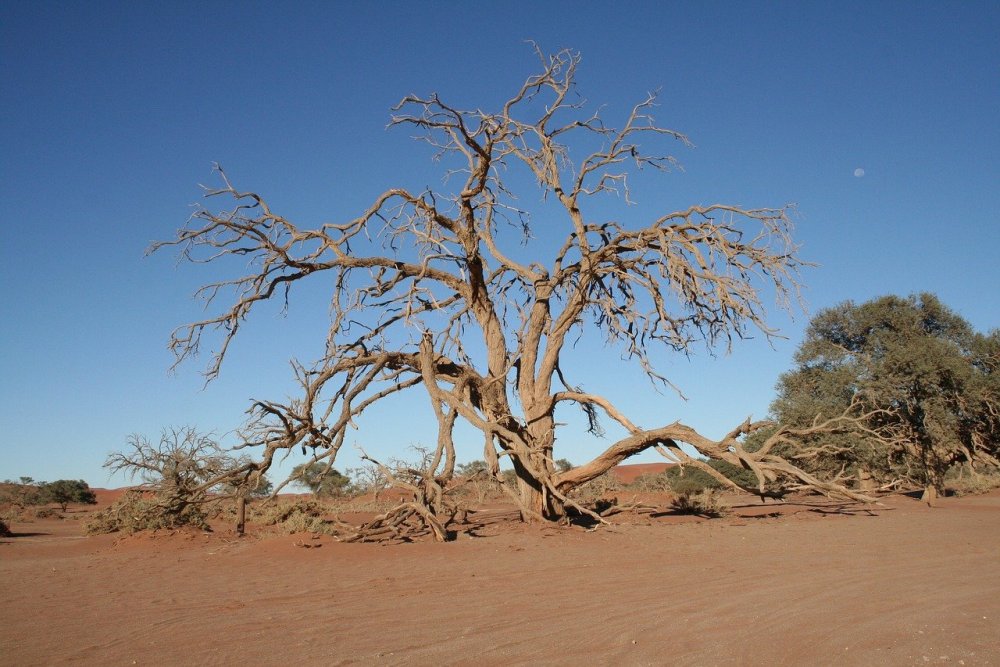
153 48 881 531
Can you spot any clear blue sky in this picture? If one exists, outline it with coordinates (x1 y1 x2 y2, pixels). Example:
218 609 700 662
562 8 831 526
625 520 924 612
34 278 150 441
2 2 997 487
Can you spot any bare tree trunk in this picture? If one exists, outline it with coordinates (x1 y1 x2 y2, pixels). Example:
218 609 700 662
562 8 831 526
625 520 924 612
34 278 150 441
513 459 544 522
236 495 246 535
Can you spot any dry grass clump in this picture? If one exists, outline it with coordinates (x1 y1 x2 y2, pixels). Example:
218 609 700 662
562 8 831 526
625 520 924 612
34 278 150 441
669 489 730 518
251 500 339 535
85 490 210 535
568 471 623 502
945 466 1000 497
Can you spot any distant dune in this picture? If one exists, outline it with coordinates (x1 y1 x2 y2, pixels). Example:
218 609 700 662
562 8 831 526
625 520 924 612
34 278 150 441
608 462 673 484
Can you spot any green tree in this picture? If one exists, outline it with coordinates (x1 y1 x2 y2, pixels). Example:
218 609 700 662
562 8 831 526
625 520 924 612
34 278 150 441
772 293 1000 498
39 480 97 511
290 463 352 497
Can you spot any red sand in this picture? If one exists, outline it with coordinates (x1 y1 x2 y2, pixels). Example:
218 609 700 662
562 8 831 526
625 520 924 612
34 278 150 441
2 484 999 665
608 462 673 484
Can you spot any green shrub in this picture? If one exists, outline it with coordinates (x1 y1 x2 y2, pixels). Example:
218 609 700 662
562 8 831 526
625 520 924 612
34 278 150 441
636 461 762 495
707 460 760 488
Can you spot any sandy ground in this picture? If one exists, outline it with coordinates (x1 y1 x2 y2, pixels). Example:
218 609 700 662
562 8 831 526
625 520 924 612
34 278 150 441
2 489 999 666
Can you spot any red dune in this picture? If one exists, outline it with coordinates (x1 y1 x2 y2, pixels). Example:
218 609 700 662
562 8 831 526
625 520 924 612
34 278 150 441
609 462 674 484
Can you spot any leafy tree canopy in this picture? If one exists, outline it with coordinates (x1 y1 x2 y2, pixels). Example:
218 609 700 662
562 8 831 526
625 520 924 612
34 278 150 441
290 463 352 497
772 293 999 493
39 480 97 511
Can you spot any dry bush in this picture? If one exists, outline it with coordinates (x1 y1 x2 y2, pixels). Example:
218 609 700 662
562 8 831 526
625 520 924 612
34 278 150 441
0 505 59 523
250 500 339 535
669 489 730 518
0 506 24 524
0 518 10 537
945 465 1000 497
628 473 673 493
85 490 210 535
569 471 623 502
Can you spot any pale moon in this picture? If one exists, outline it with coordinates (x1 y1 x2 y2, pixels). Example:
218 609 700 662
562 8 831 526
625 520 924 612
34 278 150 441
854 168 865 178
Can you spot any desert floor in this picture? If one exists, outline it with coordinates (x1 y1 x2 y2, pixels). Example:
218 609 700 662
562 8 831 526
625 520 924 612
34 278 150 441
2 489 999 666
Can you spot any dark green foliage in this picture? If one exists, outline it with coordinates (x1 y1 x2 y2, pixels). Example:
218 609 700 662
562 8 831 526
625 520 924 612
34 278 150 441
773 293 1000 492
39 480 97 511
634 460 760 494
707 460 759 488
662 466 720 494
290 463 352 497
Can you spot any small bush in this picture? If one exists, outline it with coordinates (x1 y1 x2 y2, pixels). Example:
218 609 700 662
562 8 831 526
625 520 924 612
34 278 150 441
0 506 23 524
0 518 10 537
570 471 622 501
944 465 1000 497
629 473 672 492
251 500 338 535
670 489 730 517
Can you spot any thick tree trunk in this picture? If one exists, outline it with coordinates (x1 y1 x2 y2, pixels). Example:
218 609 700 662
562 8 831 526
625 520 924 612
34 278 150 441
512 444 565 522
512 407 567 521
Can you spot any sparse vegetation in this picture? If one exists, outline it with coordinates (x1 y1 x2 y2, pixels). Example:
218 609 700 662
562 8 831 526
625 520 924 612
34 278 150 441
944 464 1000 497
252 500 339 535
670 489 730 517
1 478 46 508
